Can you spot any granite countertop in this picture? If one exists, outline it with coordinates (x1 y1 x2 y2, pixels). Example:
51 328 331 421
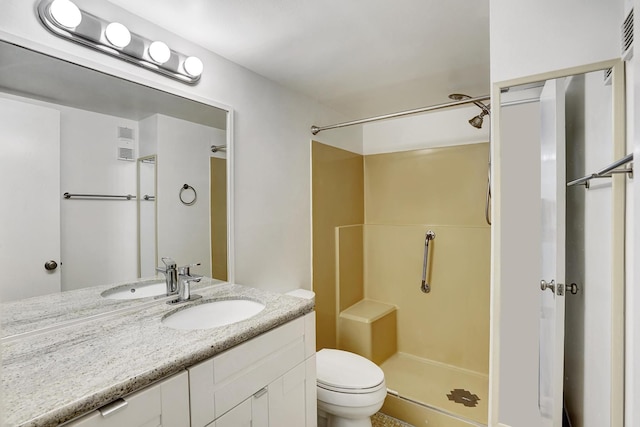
1 282 314 427
1 276 223 339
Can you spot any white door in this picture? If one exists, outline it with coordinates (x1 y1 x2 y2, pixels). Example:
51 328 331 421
0 97 60 301
538 78 566 426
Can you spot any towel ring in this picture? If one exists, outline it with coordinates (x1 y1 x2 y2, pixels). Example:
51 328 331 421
179 184 197 206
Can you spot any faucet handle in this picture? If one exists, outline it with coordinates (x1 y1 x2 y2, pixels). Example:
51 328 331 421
178 263 201 276
161 257 177 269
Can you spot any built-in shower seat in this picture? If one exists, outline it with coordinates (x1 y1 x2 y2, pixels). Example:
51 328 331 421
338 299 397 365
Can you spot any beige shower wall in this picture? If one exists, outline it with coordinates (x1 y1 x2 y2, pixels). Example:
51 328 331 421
312 142 364 350
364 224 490 373
364 143 490 226
363 143 490 374
336 225 364 313
311 141 490 373
210 157 227 281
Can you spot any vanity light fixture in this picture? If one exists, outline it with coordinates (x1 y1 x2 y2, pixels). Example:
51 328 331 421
49 0 82 29
148 41 171 64
184 56 204 77
37 0 203 84
105 22 131 48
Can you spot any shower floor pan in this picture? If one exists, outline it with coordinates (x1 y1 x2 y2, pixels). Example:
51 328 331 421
380 353 488 426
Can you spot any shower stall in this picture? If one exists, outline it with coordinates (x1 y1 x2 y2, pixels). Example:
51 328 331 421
311 97 491 426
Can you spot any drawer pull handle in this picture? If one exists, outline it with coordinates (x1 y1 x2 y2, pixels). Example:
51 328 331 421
99 398 128 417
253 388 268 398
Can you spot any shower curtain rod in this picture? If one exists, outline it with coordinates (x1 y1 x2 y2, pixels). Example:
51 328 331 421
310 95 490 135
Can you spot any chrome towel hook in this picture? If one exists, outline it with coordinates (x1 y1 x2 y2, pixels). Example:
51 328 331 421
179 184 197 206
421 230 436 293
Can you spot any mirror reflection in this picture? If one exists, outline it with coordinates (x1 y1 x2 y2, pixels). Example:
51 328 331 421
0 41 229 303
138 155 157 277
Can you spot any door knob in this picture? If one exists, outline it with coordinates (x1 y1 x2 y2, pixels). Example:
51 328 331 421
565 283 579 295
540 279 555 293
44 260 58 271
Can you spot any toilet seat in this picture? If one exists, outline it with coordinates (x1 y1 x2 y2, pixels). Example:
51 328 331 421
316 349 385 394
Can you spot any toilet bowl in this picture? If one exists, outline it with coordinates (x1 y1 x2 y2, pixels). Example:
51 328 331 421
316 348 387 427
284 289 387 426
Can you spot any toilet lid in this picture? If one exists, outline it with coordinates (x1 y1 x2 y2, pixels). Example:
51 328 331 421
316 349 385 391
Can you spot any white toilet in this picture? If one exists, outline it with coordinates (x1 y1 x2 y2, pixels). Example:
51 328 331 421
285 289 387 426
316 348 387 427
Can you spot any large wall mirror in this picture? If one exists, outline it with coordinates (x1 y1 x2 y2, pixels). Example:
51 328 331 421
492 60 625 426
0 41 231 305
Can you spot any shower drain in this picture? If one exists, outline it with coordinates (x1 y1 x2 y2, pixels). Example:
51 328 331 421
447 389 480 407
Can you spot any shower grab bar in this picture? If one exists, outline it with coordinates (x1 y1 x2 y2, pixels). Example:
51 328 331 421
567 153 633 188
421 230 436 293
63 192 136 200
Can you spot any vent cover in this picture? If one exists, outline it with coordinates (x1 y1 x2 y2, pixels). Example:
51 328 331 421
623 8 634 61
116 125 136 161
117 126 134 141
118 147 135 161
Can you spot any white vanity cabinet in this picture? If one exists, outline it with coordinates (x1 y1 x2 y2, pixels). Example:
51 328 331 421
65 371 190 427
191 312 317 427
63 312 316 427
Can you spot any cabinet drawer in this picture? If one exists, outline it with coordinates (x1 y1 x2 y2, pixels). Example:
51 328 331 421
64 372 188 427
214 316 305 383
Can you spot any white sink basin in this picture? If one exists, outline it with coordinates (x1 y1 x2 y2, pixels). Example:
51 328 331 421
101 280 167 300
162 299 266 330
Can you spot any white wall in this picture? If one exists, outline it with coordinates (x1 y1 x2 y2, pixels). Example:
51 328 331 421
0 0 361 294
490 1 625 426
362 105 490 154
563 72 613 427
490 0 622 83
155 114 213 277
629 0 640 424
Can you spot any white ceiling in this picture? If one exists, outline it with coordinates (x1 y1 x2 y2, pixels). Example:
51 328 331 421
106 0 490 119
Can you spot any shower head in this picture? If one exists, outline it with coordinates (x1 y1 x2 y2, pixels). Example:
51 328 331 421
469 112 487 129
448 93 491 129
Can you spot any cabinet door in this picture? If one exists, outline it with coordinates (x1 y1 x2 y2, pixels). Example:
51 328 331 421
268 362 307 426
252 388 269 427
210 398 251 427
65 372 188 427
209 389 269 427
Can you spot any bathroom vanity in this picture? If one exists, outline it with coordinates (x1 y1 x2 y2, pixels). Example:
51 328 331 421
1 281 316 427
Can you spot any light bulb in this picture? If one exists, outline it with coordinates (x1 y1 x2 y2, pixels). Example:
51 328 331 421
105 22 131 48
183 56 204 77
49 0 82 29
148 41 171 64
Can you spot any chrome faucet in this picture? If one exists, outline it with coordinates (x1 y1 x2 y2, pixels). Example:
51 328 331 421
176 263 202 303
156 257 178 295
167 262 203 304
158 258 203 303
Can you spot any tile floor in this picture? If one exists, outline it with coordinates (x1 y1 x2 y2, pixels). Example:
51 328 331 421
372 412 415 427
